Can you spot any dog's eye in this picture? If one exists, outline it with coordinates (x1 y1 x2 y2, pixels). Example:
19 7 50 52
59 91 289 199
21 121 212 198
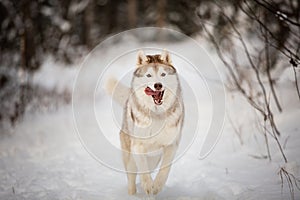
161 73 166 77
146 74 152 78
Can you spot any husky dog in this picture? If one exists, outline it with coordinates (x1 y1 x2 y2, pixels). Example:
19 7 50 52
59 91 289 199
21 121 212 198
106 50 184 195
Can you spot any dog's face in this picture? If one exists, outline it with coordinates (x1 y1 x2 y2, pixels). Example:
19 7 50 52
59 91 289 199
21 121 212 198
132 50 180 111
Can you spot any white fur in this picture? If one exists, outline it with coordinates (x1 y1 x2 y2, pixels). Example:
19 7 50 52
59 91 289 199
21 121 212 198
106 50 184 195
105 77 130 106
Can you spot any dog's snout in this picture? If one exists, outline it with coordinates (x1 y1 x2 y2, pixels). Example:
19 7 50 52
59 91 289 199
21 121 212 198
154 82 163 90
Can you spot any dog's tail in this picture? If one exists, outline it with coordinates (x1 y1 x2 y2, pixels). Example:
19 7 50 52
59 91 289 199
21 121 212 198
105 77 130 106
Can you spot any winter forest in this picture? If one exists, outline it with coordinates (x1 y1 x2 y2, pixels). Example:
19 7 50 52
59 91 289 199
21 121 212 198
0 0 300 199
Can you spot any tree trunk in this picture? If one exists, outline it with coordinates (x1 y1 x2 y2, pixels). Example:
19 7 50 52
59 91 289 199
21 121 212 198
128 0 137 28
84 0 95 49
157 0 166 27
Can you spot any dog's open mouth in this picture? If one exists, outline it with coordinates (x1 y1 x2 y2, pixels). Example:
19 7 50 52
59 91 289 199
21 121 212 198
144 87 164 105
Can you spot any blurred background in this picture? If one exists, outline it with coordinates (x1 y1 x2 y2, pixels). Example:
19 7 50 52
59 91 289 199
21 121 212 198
0 0 299 126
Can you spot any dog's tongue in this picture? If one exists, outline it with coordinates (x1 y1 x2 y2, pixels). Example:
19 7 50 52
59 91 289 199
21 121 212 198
144 87 164 105
144 87 159 96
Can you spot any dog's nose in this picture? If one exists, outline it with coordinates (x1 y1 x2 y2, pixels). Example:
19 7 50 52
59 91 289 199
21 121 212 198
154 82 163 90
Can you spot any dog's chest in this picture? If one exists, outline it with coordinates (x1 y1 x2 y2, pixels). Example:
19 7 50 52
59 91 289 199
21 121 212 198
132 114 181 147
133 116 164 137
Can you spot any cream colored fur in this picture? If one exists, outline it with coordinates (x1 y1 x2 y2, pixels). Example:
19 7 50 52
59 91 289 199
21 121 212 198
105 50 184 195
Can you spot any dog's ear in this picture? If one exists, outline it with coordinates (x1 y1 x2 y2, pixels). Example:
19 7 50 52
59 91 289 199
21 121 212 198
137 50 148 66
160 49 172 64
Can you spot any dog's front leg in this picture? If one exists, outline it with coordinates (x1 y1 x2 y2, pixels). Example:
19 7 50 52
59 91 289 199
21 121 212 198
152 144 177 194
132 143 154 195
120 131 137 195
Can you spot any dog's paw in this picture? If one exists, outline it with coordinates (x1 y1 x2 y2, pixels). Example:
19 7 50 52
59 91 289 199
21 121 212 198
152 181 163 195
141 179 154 195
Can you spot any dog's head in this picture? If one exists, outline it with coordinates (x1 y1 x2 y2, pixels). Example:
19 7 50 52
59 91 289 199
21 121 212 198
131 50 180 111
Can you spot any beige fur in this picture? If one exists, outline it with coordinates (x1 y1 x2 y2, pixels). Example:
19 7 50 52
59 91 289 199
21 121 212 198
105 77 130 106
106 50 184 195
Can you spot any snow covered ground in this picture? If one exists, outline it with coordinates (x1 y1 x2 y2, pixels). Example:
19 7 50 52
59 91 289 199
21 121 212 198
0 34 300 200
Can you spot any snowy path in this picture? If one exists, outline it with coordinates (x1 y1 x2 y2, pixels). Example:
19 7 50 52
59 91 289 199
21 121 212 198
0 41 300 200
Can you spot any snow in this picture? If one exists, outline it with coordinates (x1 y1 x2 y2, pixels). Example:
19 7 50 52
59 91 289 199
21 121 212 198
276 11 288 21
32 56 79 93
0 36 300 200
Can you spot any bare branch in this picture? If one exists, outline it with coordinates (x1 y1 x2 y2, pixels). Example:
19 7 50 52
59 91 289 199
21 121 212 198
263 117 272 161
262 20 282 112
198 18 266 116
252 0 300 27
211 2 288 163
241 1 300 61
226 111 244 145
292 66 300 100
